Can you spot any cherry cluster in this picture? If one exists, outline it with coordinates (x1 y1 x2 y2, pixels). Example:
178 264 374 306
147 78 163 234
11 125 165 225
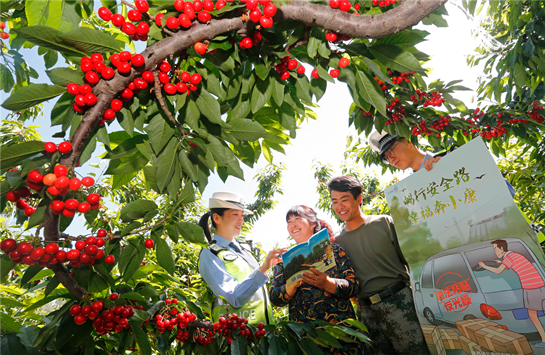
326 32 352 43
528 101 545 123
5 186 35 217
411 120 434 136
385 98 407 125
372 0 397 8
98 1 150 41
157 60 203 95
239 31 262 50
409 88 428 103
158 0 227 30
0 229 114 267
422 91 444 108
212 313 265 344
329 0 359 11
275 54 306 81
311 57 350 80
430 115 451 137
0 21 8 40
388 69 415 84
240 0 277 29
374 76 388 91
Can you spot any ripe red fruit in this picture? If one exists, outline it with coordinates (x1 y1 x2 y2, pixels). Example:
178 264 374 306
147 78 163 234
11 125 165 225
26 180 43 192
43 142 57 155
67 249 80 261
63 208 76 218
263 3 277 17
193 0 203 11
203 0 214 10
110 292 119 301
77 202 91 213
66 83 79 95
67 178 81 191
97 229 107 238
17 186 31 198
174 0 185 11
53 164 67 177
260 17 273 28
246 9 261 23
84 93 97 106
129 54 144 68
50 200 65 212
325 32 338 42
55 250 67 262
70 304 82 316
188 83 198 92
75 94 86 107
9 249 22 261
330 69 340 78
117 61 131 74
98 7 113 21
180 72 191 83
1 238 17 253
103 109 116 121
0 32 9 40
240 37 253 49
86 193 101 205
135 22 149 36
43 173 57 187
110 99 123 112
74 315 87 325
105 255 115 264
16 199 28 210
287 59 298 70
122 22 137 35
280 71 290 80
101 67 115 80
85 71 99 85
28 170 43 184
17 242 33 256
24 206 36 217
134 78 148 90
90 53 103 63
79 84 92 95
166 16 179 29
91 300 104 312
216 0 226 9
80 61 93 73
164 83 177 95
58 142 72 154
144 239 154 249
338 57 350 68
198 11 211 23
120 88 133 100
339 0 351 11
6 191 19 202
55 176 70 189
176 82 188 93
135 0 149 12
159 61 171 73
45 243 59 255
65 199 80 210
190 73 202 85
111 14 125 27
30 247 45 260
154 13 165 27
158 72 170 84
330 0 339 8
127 9 142 22
311 68 319 79
79 252 92 264
253 31 262 44
142 71 154 83
85 244 98 256
46 186 60 196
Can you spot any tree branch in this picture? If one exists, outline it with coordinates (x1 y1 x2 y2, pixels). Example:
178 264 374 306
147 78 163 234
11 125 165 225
153 71 189 136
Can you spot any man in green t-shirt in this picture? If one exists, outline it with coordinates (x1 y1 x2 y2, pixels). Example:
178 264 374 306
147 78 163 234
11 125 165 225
328 176 429 355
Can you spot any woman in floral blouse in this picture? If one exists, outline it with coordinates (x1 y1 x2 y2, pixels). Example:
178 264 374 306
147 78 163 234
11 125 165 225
269 205 364 355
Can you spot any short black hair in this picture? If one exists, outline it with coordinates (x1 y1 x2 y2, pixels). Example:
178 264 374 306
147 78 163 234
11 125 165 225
327 176 363 202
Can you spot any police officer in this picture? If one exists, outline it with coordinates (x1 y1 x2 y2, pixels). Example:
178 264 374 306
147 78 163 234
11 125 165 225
198 191 286 325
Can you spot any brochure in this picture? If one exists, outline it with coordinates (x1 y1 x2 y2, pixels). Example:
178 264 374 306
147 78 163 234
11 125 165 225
281 228 336 287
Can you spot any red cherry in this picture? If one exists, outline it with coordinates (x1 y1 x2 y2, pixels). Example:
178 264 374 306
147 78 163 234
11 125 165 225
77 203 91 213
339 57 350 68
154 13 164 27
1 238 17 253
75 94 86 107
110 292 119 301
16 199 28 210
98 7 113 21
50 200 65 212
117 62 131 74
325 32 338 42
287 59 298 70
263 3 277 17
127 9 142 22
311 68 319 79
111 14 125 27
174 0 185 11
158 72 169 84
0 32 8 40
79 252 92 264
188 83 198 92
9 249 22 261
67 178 81 191
90 53 103 63
70 304 82 316
110 99 123 112
280 71 290 80
83 93 97 106
190 73 202 85
216 0 226 9
44 141 57 153
58 142 72 154
330 0 339 8
66 83 79 95
144 239 154 249
120 88 133 100
184 4 196 20
135 0 149 12
131 54 145 68
66 249 80 261
249 9 261 22
44 243 59 255
85 71 99 85
46 186 60 196
101 67 115 80
30 247 45 260
65 199 80 211
24 206 36 217
105 255 115 264
134 78 148 90
259 16 273 28
330 69 340 78
79 84 92 95
164 83 177 95
55 250 67 262
54 176 70 189
97 229 107 238
166 16 179 29
80 61 93 73
142 71 154 83
74 315 87 325
177 82 188 93
197 11 211 23
203 0 214 10
6 190 19 202
17 242 33 256
86 193 101 205
180 72 191 83
122 22 137 35
27 170 43 184
26 180 43 192
53 165 67 177
103 109 116 121
159 61 171 73
241 37 253 49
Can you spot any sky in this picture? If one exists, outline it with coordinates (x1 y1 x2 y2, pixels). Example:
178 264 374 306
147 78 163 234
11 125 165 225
1 1 488 250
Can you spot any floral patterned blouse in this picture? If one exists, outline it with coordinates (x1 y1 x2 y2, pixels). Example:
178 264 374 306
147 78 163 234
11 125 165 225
269 243 364 355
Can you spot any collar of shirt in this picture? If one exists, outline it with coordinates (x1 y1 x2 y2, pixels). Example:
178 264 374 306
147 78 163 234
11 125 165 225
213 234 242 253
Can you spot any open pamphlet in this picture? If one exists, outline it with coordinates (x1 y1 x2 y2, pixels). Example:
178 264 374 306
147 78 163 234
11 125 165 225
281 228 336 287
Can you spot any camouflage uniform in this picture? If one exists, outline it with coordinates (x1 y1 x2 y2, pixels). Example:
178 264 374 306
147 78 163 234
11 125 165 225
359 286 430 355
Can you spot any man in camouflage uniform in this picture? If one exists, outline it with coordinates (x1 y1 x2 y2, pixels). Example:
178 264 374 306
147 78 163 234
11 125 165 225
328 176 429 355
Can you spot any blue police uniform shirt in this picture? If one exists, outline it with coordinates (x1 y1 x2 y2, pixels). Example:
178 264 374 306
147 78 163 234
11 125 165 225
198 234 268 308
421 153 515 198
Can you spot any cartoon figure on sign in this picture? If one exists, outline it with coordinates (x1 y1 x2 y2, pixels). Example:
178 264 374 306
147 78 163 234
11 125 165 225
478 239 545 347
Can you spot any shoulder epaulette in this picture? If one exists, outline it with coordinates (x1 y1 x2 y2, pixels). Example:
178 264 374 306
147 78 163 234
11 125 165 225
209 243 227 256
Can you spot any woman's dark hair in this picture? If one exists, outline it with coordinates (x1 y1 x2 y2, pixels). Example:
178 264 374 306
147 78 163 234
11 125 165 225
198 208 229 243
286 205 335 243
327 176 363 205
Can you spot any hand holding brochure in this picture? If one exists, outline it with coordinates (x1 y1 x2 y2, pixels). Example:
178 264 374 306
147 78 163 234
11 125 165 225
281 229 336 287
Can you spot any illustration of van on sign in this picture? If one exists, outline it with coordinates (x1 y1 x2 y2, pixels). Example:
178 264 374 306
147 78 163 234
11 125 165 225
414 238 545 336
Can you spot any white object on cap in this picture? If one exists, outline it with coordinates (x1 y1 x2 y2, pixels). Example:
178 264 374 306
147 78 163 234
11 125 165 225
209 191 253 215
368 130 398 154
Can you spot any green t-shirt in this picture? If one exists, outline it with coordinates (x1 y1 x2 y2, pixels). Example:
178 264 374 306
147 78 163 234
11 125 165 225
336 215 409 299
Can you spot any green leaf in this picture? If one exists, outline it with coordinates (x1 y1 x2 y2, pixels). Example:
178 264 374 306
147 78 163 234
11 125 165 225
0 63 15 93
120 199 158 223
0 141 44 170
307 27 322 58
11 26 87 56
119 238 146 282
226 119 268 141
271 76 284 106
295 74 313 103
230 335 248 355
105 134 146 160
369 44 423 72
178 150 198 182
1 84 66 111
21 264 44 286
112 171 139 189
105 151 149 175
57 27 122 53
26 0 63 29
374 29 429 49
251 77 272 114
177 221 207 245
0 317 23 336
354 70 387 117
121 221 142 236
0 255 15 282
131 324 152 355
195 89 222 124
156 143 178 192
46 67 83 87
156 238 175 275
26 204 47 229
145 115 175 154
